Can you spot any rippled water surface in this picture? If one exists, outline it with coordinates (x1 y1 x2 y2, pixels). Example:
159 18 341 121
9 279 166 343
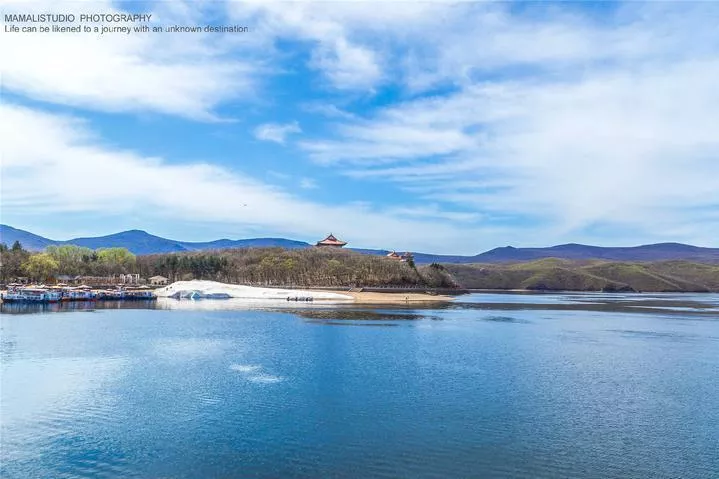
2 293 718 478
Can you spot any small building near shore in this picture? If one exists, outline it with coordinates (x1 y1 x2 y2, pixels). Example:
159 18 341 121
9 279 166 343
316 233 347 248
56 275 82 285
120 273 140 284
149 275 169 286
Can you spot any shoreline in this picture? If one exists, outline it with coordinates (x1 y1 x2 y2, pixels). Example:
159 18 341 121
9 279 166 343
338 291 454 304
466 288 719 294
152 280 456 304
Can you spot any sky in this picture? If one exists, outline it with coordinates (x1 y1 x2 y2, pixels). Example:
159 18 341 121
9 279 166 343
1 0 718 254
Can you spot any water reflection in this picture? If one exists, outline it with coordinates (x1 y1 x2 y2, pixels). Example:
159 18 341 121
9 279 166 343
304 320 401 327
294 309 433 321
606 329 719 342
2 294 718 479
2 293 718 318
0 300 157 315
479 315 531 324
451 297 719 317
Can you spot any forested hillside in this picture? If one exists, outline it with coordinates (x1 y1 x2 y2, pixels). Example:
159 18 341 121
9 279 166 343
4 238 717 292
136 247 457 288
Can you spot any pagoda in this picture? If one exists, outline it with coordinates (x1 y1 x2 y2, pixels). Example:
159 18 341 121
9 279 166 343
316 233 347 248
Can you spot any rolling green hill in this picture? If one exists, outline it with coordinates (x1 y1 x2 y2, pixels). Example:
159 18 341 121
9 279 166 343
443 259 719 292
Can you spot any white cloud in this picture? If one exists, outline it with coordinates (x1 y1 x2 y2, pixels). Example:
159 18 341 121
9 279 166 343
2 0 259 120
309 37 382 91
227 1 424 90
0 103 493 253
295 2 719 244
3 1 717 249
225 1 718 95
253 121 301 144
299 178 318 189
300 61 719 242
385 205 482 223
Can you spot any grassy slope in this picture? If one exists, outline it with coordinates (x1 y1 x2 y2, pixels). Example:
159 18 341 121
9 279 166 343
645 261 719 291
444 259 719 292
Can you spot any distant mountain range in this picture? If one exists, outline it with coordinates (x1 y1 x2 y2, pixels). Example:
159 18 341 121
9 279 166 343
0 225 309 255
2 224 718 263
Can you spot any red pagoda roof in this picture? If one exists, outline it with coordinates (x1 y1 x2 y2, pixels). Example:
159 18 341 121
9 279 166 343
316 233 347 247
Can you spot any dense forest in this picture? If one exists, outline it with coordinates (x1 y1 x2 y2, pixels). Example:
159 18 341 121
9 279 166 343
4 241 717 291
0 242 457 288
445 259 719 292
135 247 457 288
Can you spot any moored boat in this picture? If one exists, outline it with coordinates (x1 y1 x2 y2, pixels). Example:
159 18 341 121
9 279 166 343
60 289 97 301
125 290 156 300
2 287 62 303
94 288 156 301
95 290 126 300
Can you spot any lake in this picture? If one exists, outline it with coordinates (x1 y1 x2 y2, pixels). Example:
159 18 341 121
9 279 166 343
2 292 718 478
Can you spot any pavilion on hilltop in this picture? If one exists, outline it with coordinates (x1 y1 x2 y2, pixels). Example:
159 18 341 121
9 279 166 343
386 251 414 262
316 233 347 248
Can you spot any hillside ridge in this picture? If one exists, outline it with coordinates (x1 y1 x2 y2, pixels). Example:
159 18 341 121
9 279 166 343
445 259 719 292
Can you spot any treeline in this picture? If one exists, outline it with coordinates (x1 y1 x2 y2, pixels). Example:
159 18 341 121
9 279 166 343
0 242 136 282
0 242 458 288
136 247 458 288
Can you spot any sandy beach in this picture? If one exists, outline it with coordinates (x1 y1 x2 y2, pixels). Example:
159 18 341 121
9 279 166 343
340 291 454 304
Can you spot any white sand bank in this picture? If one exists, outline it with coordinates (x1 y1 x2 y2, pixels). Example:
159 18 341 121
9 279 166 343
154 280 354 301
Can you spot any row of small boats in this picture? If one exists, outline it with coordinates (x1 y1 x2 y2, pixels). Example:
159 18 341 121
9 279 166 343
1 286 156 303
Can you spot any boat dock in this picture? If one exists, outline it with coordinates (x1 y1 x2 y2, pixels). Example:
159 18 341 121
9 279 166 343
1 285 157 303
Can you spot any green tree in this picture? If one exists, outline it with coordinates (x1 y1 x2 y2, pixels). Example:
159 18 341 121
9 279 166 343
0 241 31 282
46 245 94 275
22 253 59 282
97 248 136 274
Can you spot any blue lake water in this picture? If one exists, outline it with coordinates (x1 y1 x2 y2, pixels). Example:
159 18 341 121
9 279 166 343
2 293 718 478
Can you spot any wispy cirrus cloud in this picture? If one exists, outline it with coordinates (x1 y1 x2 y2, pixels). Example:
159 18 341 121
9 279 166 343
299 178 318 189
3 0 718 250
1 103 494 253
226 1 445 91
294 2 719 246
254 121 301 144
301 63 719 243
2 0 260 120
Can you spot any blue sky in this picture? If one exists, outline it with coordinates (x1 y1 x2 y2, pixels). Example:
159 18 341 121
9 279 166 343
2 1 718 254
